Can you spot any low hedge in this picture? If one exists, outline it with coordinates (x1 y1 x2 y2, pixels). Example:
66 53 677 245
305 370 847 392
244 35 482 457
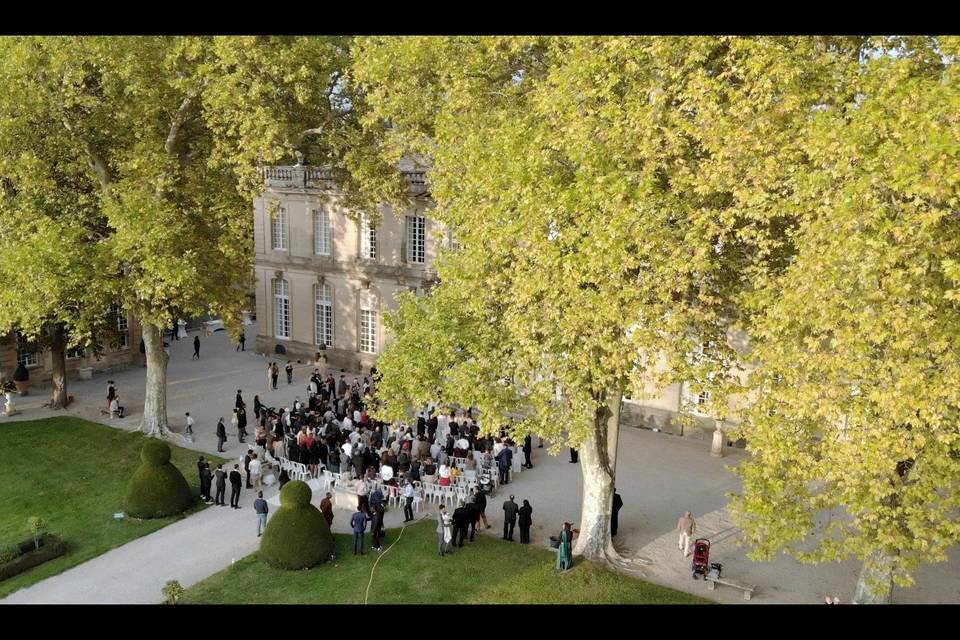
124 440 192 518
259 481 334 570
0 534 68 582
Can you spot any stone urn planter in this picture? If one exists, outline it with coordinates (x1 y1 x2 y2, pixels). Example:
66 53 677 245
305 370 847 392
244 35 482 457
12 364 29 396
78 366 94 380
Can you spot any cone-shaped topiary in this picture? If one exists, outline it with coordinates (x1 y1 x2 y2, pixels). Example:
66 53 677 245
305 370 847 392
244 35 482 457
124 439 192 518
259 480 334 570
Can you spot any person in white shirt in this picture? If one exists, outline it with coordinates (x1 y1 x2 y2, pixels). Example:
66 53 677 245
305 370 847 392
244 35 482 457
109 396 124 419
353 408 362 423
342 442 353 458
248 454 262 490
185 412 195 435
430 441 443 460
380 464 394 482
348 429 361 445
343 416 353 431
438 463 452 486
493 439 505 457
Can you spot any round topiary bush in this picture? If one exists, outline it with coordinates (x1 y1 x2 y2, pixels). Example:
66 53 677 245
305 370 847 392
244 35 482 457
259 480 334 570
124 439 192 519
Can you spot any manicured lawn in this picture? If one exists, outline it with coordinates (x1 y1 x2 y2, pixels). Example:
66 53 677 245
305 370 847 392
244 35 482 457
0 417 225 598
186 520 711 604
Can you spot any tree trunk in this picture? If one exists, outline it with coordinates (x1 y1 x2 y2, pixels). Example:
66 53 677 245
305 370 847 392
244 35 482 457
852 549 895 604
140 323 170 438
47 323 68 410
573 387 647 572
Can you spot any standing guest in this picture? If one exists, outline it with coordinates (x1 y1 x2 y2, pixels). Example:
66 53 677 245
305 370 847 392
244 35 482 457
569 446 579 463
402 478 415 522
216 417 227 452
350 505 368 555
254 492 269 537
214 465 227 506
185 412 195 436
255 423 268 451
236 330 245 351
229 465 243 508
198 457 211 502
271 362 280 390
235 389 246 412
612 490 624 537
337 373 348 398
676 511 696 557
502 494 519 541
371 501 385 552
266 363 273 392
474 487 491 529
496 446 513 485
356 477 371 517
466 493 481 541
200 463 213 504
522 434 533 469
231 410 240 442
285 361 294 385
193 335 201 359
106 380 116 412
452 501 471 548
244 448 254 489
437 505 452 557
249 453 262 491
556 523 574 571
518 499 533 544
253 395 262 420
237 406 248 442
320 492 334 527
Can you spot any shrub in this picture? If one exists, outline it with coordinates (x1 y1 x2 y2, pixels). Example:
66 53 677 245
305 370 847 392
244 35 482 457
12 364 28 382
0 544 18 565
162 579 185 604
124 440 192 519
259 480 334 570
0 535 68 582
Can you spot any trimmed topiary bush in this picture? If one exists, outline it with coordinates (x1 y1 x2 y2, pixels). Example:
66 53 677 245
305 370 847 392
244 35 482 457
259 480 334 570
124 439 192 519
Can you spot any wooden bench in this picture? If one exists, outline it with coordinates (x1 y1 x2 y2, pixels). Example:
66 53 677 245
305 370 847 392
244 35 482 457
706 576 756 600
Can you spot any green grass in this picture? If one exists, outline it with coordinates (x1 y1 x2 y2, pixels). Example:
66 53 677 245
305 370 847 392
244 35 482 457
0 417 225 598
186 520 711 604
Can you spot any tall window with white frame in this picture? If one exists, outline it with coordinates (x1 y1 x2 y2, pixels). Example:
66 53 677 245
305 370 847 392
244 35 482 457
359 307 377 354
16 332 39 367
406 214 426 263
110 303 129 348
273 278 290 339
271 206 287 250
314 283 333 347
313 208 331 256
360 215 377 260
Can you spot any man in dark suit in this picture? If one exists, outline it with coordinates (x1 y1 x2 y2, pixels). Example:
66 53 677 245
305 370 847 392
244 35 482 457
214 464 227 506
216 418 227 452
452 501 471 547
198 457 211 502
522 435 533 469
244 448 254 489
193 335 200 359
350 505 368 555
229 464 243 509
200 464 213 504
569 447 579 463
502 495 519 541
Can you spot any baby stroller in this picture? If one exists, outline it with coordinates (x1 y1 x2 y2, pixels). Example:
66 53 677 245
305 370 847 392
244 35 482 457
691 538 711 579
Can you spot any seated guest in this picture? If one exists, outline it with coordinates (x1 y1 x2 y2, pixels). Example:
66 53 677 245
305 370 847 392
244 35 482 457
438 462 452 487
465 452 477 471
422 458 437 485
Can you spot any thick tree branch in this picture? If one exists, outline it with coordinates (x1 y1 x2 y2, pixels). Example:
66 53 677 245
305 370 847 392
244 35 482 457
165 88 201 157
